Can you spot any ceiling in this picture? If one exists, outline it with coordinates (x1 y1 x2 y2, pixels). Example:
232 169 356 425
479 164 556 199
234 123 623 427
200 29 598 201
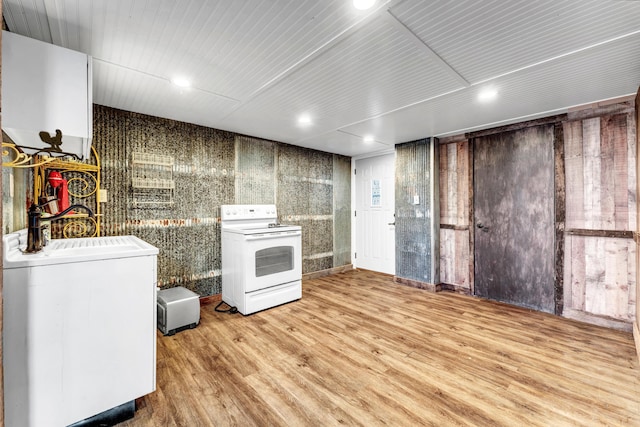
3 0 640 157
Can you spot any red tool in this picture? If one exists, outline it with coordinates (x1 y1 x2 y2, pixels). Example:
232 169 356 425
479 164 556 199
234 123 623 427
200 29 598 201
48 171 71 213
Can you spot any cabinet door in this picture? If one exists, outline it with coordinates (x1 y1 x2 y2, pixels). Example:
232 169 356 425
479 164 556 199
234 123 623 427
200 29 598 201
2 30 91 159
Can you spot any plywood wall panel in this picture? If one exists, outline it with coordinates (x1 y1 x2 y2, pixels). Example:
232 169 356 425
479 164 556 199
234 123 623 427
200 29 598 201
608 115 629 230
565 235 636 322
439 231 471 289
564 107 637 327
584 237 606 315
636 90 640 342
599 117 616 229
439 141 470 227
454 228 470 286
438 139 471 292
570 235 586 311
583 118 602 230
439 144 449 224
456 141 469 227
446 143 457 224
564 121 584 229
439 228 453 285
627 112 637 231
565 113 636 232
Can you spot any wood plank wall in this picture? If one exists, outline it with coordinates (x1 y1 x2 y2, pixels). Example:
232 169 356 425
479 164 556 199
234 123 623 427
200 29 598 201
438 136 472 293
437 99 637 330
635 88 640 360
563 102 637 329
0 10 4 425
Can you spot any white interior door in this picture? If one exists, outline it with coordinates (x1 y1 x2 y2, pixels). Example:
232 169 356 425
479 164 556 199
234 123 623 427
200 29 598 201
355 154 395 274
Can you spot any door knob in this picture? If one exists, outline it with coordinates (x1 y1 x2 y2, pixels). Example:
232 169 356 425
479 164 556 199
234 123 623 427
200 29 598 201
477 222 489 232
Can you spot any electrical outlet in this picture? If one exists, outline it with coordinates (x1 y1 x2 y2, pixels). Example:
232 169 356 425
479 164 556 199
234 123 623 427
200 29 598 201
99 189 108 203
413 195 419 205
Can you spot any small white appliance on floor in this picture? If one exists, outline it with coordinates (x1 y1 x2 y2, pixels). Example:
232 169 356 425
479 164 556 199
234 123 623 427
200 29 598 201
221 204 302 315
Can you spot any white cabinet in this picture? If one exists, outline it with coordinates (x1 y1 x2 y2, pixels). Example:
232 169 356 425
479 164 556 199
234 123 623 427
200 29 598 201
1 31 93 160
3 231 158 426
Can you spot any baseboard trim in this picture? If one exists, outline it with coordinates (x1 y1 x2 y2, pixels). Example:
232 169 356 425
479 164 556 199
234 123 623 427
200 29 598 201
438 282 472 295
302 264 354 280
562 308 632 332
199 294 222 306
394 276 437 292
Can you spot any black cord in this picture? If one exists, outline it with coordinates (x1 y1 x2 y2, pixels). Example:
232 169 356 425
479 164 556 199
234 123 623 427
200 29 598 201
214 300 238 314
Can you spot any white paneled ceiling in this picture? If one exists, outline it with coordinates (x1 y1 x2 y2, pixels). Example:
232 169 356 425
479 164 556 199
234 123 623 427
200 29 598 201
3 0 640 157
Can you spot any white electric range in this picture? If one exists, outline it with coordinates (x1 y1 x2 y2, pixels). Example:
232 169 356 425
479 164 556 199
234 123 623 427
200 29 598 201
221 204 302 315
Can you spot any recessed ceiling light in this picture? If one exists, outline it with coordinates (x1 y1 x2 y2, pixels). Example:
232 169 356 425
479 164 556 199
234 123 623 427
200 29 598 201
363 135 375 143
171 77 191 88
478 88 498 102
353 0 376 10
298 114 312 125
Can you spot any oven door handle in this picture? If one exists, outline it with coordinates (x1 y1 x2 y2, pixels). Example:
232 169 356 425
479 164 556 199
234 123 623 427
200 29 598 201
245 231 301 241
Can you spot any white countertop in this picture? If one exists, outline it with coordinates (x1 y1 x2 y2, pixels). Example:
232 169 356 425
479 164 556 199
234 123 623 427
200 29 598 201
3 229 159 268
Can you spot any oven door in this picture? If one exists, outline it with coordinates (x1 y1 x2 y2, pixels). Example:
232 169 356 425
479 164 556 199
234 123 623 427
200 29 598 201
242 230 302 293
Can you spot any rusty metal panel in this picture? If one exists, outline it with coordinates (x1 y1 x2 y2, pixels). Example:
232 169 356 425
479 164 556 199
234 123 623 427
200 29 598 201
235 135 276 205
395 138 438 284
93 106 236 296
473 125 555 312
333 154 351 267
91 105 352 296
277 144 335 273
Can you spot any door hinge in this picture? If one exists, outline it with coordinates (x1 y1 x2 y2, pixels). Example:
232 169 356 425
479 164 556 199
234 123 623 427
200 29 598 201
355 252 357 259
354 169 356 175
354 210 356 217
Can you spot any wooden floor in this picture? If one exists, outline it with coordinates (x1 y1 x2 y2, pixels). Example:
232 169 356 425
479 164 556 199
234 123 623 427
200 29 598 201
122 270 640 426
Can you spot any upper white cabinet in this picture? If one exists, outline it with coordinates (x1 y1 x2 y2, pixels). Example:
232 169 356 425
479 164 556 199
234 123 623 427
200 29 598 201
2 31 93 160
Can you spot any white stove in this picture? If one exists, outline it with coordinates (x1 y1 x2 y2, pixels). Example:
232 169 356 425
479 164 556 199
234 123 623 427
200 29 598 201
221 204 302 314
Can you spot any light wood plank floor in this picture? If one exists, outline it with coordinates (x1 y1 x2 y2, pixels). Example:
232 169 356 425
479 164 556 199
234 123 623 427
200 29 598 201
122 270 640 426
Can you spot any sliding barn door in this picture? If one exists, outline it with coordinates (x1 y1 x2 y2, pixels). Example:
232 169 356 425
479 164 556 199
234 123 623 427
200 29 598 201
474 125 555 312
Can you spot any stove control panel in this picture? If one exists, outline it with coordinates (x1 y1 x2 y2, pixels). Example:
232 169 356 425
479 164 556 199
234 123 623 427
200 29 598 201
221 204 277 221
